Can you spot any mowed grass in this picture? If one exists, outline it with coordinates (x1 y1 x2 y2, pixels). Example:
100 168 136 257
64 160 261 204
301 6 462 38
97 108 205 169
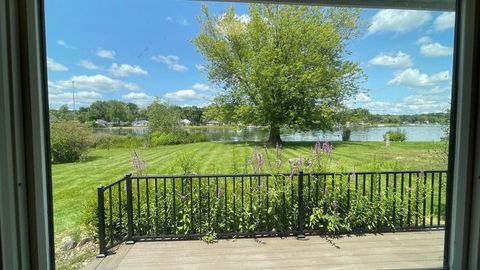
52 141 446 238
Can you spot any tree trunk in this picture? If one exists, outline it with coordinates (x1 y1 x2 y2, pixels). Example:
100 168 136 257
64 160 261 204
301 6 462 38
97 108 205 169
268 126 282 144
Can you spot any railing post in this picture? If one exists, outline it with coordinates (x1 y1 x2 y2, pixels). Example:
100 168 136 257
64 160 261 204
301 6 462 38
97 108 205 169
126 173 135 244
297 171 306 240
96 186 107 257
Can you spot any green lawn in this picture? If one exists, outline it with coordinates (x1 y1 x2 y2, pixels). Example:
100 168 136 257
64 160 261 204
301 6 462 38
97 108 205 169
52 141 446 239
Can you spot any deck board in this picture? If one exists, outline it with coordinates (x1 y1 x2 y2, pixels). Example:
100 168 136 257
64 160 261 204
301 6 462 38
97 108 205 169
86 230 444 270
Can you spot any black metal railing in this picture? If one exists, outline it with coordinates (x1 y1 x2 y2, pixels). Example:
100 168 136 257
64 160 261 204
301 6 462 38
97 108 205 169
96 170 447 256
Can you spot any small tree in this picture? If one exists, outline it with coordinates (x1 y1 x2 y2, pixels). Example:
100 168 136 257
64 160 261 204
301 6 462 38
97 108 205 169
50 121 92 163
147 100 181 133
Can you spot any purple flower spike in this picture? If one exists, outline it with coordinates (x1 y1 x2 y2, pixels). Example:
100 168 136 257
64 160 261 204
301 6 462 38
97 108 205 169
290 166 297 180
258 154 265 167
332 200 337 211
352 170 356 177
315 141 321 157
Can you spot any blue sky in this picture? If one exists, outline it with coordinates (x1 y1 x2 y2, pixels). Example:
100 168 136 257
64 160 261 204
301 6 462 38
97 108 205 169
45 0 455 114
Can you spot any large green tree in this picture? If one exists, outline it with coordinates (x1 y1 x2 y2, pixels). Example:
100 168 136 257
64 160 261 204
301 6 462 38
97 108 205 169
193 4 365 143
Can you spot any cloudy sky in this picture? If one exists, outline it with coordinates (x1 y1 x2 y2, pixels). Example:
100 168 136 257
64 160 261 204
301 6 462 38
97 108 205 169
45 0 455 114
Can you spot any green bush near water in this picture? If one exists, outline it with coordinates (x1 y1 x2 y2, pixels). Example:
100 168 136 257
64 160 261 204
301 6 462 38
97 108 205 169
384 129 407 142
50 121 92 163
150 131 208 146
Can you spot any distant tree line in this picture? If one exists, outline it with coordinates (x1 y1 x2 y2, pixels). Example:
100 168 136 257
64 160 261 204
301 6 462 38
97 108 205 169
49 100 207 126
49 101 450 127
337 108 450 126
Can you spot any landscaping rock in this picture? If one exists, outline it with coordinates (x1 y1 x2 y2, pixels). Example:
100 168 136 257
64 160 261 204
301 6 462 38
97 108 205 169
77 236 91 247
60 236 76 251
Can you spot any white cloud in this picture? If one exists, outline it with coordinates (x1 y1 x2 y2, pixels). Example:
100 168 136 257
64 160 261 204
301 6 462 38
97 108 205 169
56 40 75 49
434 12 455 31
195 64 207 72
354 93 371 103
47 57 68 71
368 10 432 34
388 69 450 88
357 91 450 114
368 52 413 68
192 83 210 91
165 89 204 101
108 63 148 77
48 74 139 93
152 55 187 72
49 90 102 107
166 16 189 26
78 59 99 70
122 92 155 107
96 49 116 59
420 42 453 57
416 36 432 45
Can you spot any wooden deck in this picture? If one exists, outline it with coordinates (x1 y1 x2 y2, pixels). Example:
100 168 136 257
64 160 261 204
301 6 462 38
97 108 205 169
86 230 444 270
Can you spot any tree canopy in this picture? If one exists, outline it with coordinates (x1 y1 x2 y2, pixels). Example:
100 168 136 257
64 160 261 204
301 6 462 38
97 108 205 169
193 4 365 143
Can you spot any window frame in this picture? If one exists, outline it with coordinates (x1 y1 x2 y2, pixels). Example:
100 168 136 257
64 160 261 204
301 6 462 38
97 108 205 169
3 0 479 269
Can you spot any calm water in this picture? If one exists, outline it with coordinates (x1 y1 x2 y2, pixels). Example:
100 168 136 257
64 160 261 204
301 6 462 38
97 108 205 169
96 124 448 142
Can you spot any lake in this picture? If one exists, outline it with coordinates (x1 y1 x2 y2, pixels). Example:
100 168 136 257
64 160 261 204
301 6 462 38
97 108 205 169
95 124 448 142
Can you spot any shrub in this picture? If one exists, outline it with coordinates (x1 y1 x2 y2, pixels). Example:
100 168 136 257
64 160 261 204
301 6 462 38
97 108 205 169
383 129 406 142
50 121 92 163
342 128 351 141
150 131 208 146
92 133 147 149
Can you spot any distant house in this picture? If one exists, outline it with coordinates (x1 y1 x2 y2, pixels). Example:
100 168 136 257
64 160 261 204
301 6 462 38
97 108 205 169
132 120 149 127
95 119 109 127
181 119 191 126
206 120 220 126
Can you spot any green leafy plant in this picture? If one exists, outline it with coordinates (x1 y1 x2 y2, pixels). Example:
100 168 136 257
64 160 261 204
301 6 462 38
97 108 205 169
50 121 92 163
383 129 407 142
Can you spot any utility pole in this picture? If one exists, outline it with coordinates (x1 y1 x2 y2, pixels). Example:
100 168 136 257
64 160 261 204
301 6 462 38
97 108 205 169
72 80 76 121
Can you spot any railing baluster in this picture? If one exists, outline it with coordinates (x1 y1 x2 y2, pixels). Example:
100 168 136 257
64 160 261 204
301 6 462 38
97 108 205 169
208 177 211 230
393 173 397 226
347 174 351 210
126 175 134 243
362 173 366 196
97 186 106 257
118 182 122 238
172 177 176 234
297 171 305 239
163 178 167 234
146 178 150 234
408 173 412 227
224 176 228 231
233 176 236 232
415 173 419 227
400 173 404 227
438 173 442 226
370 174 374 203
423 172 427 227
198 177 202 233
137 178 140 226
430 172 434 227
155 178 158 234
355 173 358 194
216 176 219 230
109 188 113 245
266 175 269 230
190 176 194 233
